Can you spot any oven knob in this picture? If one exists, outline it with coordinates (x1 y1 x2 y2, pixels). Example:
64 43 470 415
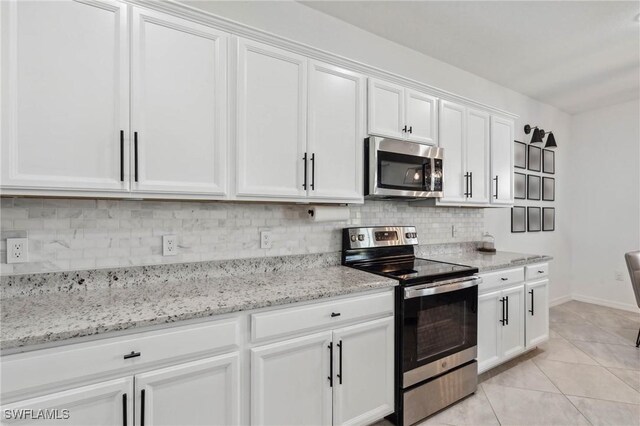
350 235 357 242
357 234 365 241
405 232 412 238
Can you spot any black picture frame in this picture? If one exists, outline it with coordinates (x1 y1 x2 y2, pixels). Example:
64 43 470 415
543 207 555 231
514 141 527 169
514 172 526 199
527 175 541 200
542 177 555 201
528 207 541 232
543 149 555 174
511 206 526 233
528 145 541 172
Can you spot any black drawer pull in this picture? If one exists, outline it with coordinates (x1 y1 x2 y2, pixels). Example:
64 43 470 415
501 277 508 281
538 270 544 273
123 351 140 360
122 393 127 426
331 312 341 317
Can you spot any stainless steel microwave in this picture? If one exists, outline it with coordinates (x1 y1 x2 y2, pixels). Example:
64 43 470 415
364 137 444 199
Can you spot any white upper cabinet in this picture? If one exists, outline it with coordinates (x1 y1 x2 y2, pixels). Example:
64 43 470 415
236 38 307 199
490 116 515 205
465 108 491 204
438 100 467 203
368 78 438 145
307 61 365 202
404 89 438 145
368 79 404 140
1 0 129 192
130 7 228 197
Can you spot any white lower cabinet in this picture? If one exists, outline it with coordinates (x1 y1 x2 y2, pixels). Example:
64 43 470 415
477 265 550 374
526 279 550 347
0 377 133 426
136 353 240 426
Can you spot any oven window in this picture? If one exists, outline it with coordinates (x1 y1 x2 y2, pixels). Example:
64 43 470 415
416 300 467 362
378 151 426 191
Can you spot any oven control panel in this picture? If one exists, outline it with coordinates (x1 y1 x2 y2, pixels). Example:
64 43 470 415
343 226 418 249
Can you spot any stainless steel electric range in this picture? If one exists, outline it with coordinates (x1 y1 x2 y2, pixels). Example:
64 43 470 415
342 226 481 426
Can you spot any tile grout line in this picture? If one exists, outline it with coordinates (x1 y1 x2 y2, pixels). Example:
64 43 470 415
477 384 503 426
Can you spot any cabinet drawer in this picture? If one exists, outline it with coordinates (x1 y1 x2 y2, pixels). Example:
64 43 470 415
251 290 394 342
526 263 549 280
1 318 239 398
478 268 524 293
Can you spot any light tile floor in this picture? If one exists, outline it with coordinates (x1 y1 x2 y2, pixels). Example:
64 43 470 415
377 301 640 426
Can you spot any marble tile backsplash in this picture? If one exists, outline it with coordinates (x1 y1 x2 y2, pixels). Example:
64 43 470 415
0 198 484 275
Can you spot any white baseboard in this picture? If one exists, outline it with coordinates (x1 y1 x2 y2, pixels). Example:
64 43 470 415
549 295 572 307
571 294 638 313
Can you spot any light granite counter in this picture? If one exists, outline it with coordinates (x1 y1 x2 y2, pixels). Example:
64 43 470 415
1 256 395 351
429 251 553 272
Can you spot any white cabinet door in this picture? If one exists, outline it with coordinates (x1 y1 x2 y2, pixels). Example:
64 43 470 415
332 317 394 426
501 284 525 359
477 290 502 373
236 38 307 199
368 79 404 139
405 89 437 145
526 279 549 347
465 108 490 204
135 353 239 426
130 8 228 197
251 332 333 426
307 61 365 202
490 116 514 205
0 377 133 426
1 0 129 192
438 101 467 203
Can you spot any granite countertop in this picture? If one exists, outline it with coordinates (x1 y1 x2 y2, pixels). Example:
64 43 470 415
429 251 553 272
0 265 396 352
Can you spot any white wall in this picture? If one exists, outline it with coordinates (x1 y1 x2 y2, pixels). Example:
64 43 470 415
181 0 574 302
568 99 640 311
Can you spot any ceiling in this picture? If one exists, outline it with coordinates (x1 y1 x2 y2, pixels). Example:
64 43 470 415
300 1 640 114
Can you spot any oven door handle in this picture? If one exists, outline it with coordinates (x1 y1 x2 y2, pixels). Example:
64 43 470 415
404 276 482 299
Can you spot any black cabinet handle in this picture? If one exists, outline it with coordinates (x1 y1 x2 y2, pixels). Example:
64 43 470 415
469 171 473 198
499 297 506 326
402 125 408 133
140 389 145 426
122 393 127 426
120 130 124 182
538 270 544 274
529 289 535 315
134 132 139 183
123 351 140 359
337 340 343 385
310 153 315 190
331 312 341 317
327 342 333 387
302 153 308 189
464 173 470 197
501 277 508 281
493 175 499 199
505 295 509 325
408 126 412 134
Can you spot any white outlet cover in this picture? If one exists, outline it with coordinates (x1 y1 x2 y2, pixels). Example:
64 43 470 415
7 237 28 264
163 235 178 256
260 231 272 249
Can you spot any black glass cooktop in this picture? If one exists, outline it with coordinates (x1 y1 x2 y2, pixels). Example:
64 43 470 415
355 257 477 285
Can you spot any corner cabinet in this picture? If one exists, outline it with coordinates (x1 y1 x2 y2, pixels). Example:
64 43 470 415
477 264 549 373
236 38 365 203
368 78 437 145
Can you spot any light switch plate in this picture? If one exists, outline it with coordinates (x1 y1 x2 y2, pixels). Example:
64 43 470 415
7 238 28 264
163 235 177 256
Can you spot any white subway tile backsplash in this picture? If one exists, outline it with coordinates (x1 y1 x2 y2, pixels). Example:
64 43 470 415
0 198 484 275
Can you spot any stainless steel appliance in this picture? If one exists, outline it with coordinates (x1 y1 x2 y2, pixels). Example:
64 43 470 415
364 137 443 199
342 226 480 426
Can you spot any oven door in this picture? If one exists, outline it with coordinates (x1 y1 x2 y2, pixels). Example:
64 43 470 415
402 277 479 388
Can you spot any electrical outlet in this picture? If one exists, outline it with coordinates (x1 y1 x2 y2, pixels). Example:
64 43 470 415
614 271 625 282
260 231 272 249
7 238 28 264
451 225 457 238
163 235 178 256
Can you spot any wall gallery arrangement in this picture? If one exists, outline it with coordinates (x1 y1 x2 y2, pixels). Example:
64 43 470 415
512 140 555 233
